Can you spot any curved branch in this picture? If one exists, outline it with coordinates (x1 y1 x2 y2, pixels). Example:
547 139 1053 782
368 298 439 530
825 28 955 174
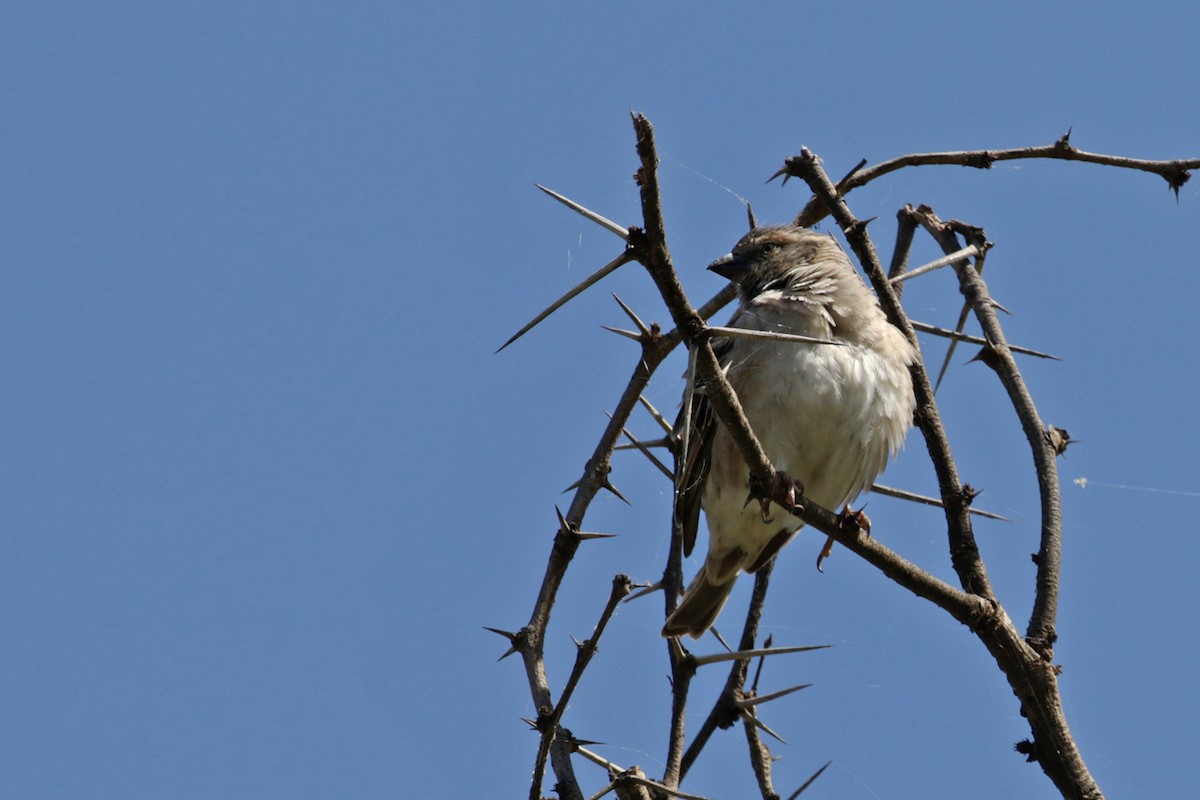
906 208 1065 655
783 148 994 600
781 153 1101 799
784 133 1200 226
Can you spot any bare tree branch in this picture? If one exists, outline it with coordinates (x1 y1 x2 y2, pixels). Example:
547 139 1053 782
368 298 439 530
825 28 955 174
502 116 1194 800
783 147 995 601
784 132 1200 226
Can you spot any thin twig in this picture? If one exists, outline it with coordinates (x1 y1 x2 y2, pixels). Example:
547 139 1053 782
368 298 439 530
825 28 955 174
552 575 634 727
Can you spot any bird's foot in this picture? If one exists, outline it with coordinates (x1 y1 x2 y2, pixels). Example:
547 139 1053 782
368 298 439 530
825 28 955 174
742 490 774 523
816 504 871 572
838 503 872 537
744 473 805 524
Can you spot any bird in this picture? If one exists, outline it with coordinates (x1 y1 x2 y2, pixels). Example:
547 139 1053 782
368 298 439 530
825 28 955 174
662 226 916 639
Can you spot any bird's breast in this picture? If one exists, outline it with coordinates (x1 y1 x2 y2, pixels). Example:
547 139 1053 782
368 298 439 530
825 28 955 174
707 333 912 521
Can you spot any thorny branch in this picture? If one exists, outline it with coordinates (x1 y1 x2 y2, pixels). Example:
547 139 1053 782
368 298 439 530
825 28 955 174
780 131 1200 226
498 113 1193 800
902 206 1065 655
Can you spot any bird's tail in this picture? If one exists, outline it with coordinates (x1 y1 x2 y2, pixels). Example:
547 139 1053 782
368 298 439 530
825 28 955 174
662 565 736 639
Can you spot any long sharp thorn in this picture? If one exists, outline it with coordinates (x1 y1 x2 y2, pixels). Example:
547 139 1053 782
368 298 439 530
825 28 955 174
750 634 772 691
484 626 523 660
835 158 869 190
575 745 623 772
570 737 604 750
624 581 662 602
602 479 630 505
554 505 573 535
786 761 833 799
601 325 642 341
933 348 956 393
708 326 844 347
910 320 1059 360
575 530 618 541
496 250 633 353
937 246 988 392
936 247 988 389
624 436 673 480
611 293 651 337
637 395 674 436
933 301 973 392
605 412 673 480
484 625 519 641
556 504 615 541
888 244 981 285
869 483 1010 521
615 436 672 452
746 712 787 745
692 644 829 666
535 184 630 240
736 683 813 708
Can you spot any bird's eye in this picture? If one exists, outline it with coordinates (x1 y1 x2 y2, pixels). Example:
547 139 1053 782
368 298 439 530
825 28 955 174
759 242 780 254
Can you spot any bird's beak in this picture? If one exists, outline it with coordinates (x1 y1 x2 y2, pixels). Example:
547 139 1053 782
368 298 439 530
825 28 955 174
707 253 751 283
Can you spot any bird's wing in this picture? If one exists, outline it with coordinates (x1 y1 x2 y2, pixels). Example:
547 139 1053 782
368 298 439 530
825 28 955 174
673 391 712 557
673 336 733 557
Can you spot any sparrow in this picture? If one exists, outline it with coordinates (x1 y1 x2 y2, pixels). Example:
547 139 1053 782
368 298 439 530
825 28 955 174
662 226 916 639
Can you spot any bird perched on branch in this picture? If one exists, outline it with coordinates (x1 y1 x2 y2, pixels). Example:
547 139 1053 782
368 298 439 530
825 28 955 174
663 226 916 639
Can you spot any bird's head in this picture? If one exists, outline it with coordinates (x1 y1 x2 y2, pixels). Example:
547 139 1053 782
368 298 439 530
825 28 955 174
707 225 890 341
707 226 843 301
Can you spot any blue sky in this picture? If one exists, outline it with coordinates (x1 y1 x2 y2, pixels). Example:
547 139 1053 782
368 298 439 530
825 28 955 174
1 2 1198 798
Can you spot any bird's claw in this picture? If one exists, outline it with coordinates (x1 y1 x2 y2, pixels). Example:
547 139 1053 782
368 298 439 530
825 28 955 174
838 503 871 537
817 505 872 573
744 473 805 524
742 491 775 523
782 474 805 512
816 535 835 573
